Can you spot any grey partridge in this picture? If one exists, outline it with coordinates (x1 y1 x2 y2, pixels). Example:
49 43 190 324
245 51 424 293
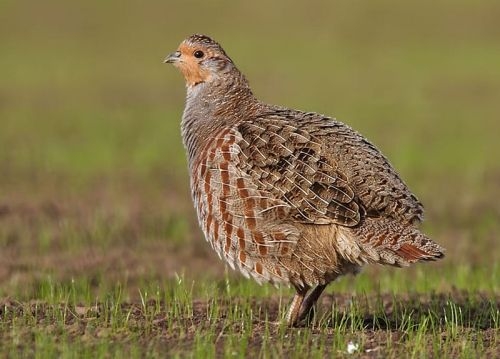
164 34 445 326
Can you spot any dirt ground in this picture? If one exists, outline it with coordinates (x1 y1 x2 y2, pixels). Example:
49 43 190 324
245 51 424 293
1 290 498 357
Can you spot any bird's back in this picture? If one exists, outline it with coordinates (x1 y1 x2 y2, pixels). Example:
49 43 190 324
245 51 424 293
237 107 424 227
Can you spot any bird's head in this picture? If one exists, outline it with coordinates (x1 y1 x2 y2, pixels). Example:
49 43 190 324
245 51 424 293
165 34 234 87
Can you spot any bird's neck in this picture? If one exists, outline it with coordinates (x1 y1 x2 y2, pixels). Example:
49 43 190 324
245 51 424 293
184 69 255 116
181 69 259 166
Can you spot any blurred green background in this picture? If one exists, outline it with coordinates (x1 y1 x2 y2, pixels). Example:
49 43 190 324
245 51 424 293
0 0 499 297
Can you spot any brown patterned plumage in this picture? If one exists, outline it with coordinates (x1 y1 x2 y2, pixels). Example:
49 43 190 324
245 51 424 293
164 34 445 326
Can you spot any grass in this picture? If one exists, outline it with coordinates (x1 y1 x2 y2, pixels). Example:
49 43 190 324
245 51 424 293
1 275 498 357
0 0 499 357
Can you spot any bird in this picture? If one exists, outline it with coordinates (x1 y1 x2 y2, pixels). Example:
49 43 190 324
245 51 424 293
164 34 445 326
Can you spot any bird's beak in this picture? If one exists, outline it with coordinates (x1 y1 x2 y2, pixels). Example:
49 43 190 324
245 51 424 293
164 51 181 64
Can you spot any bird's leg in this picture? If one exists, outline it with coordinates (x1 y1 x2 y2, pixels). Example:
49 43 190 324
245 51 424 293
297 284 327 323
285 287 309 326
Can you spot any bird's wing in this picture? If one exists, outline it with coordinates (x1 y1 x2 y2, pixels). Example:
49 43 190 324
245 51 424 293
237 110 424 227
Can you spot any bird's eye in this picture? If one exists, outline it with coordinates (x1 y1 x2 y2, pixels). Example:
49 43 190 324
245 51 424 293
193 50 204 58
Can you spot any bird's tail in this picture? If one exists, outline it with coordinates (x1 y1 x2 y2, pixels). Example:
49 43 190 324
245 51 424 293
352 217 445 267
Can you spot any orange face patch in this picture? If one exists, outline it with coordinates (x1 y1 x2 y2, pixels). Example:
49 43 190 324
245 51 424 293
174 43 212 86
